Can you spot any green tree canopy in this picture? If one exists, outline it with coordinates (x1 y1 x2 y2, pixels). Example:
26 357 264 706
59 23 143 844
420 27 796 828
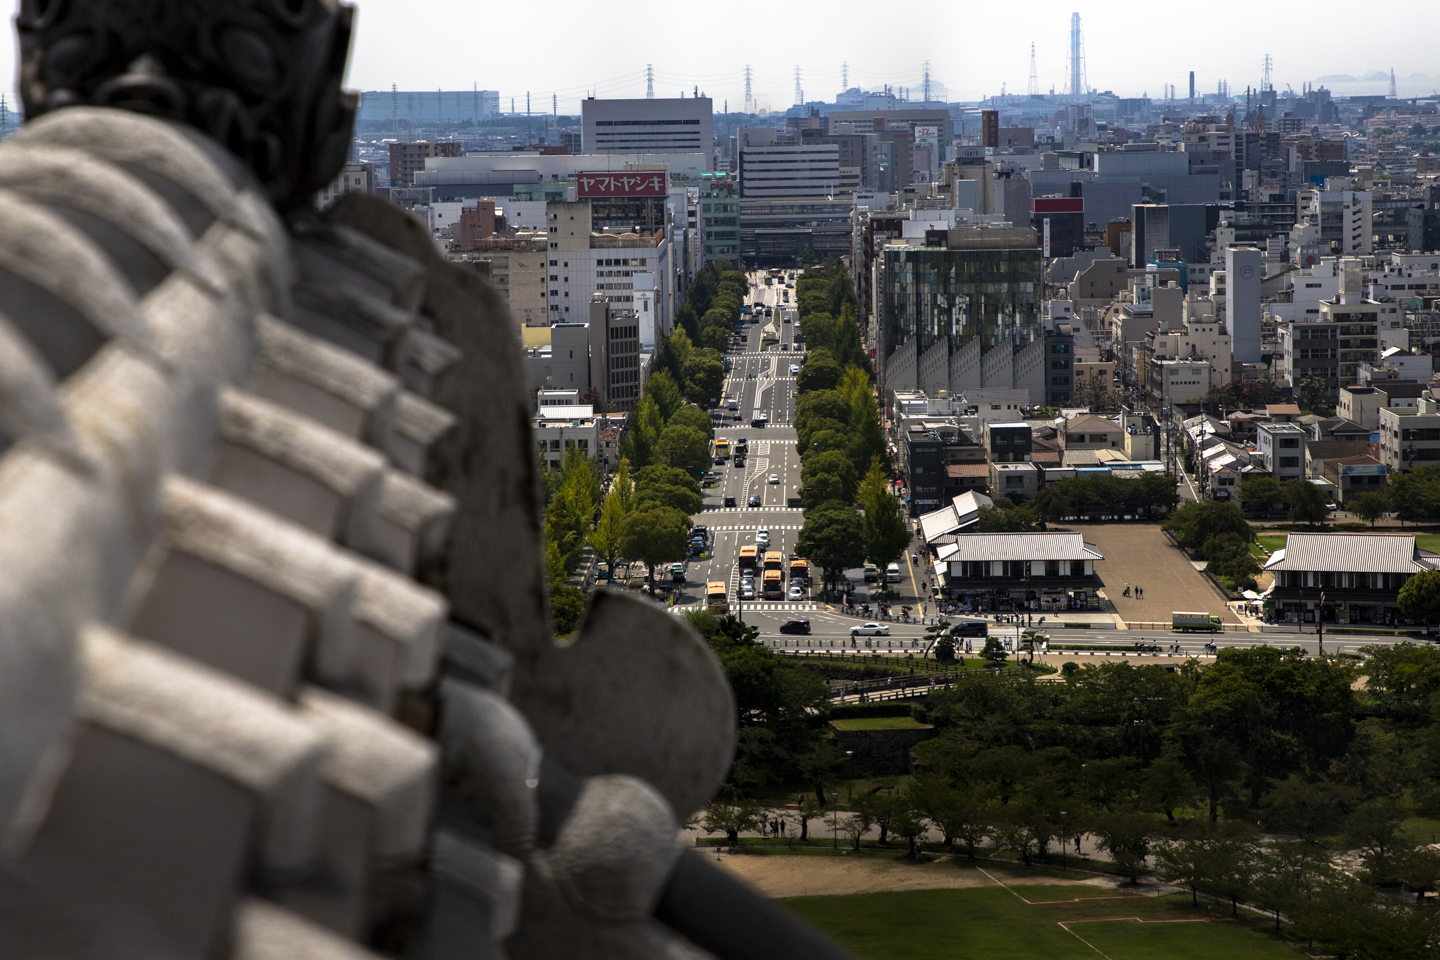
667 403 714 438
858 458 911 569
1283 478 1330 527
681 354 726 408
1399 570 1440 626
797 502 866 592
1239 476 1281 516
797 348 843 394
1351 491 1390 527
801 449 859 507
1388 465 1440 524
619 505 691 587
645 369 684 424
656 423 711 478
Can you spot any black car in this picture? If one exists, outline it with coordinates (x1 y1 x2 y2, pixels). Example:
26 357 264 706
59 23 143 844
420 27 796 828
734 456 746 468
950 620 989 638
779 618 812 635
724 496 736 507
748 495 761 507
713 456 725 465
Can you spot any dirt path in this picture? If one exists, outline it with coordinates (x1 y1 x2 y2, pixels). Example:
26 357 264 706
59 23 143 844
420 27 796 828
713 853 1107 898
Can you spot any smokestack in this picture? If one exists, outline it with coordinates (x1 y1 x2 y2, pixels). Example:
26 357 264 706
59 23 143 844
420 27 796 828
1189 72 1195 102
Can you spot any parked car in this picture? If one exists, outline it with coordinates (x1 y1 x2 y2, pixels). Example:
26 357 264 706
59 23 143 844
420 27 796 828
779 618 811 635
850 622 890 637
748 495 761 507
886 562 902 582
863 563 879 582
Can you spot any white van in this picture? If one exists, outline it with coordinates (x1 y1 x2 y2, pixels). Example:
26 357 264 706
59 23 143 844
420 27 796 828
885 562 902 582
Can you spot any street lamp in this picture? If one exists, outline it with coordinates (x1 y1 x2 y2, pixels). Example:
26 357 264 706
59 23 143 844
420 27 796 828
831 791 840 851
846 750 855 803
1060 811 1068 871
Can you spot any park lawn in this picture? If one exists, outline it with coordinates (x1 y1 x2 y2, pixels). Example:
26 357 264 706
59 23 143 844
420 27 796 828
1415 534 1440 553
830 716 933 731
784 885 1301 960
1256 535 1286 555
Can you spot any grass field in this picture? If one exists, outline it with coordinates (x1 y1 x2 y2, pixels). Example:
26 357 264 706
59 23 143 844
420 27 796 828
1257 532 1440 555
830 716 933 731
785 882 1302 959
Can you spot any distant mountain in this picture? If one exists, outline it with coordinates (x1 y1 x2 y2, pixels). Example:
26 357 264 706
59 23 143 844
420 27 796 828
1361 70 1391 82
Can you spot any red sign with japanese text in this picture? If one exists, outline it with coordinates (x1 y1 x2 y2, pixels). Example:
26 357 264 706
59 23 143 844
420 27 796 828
577 172 668 198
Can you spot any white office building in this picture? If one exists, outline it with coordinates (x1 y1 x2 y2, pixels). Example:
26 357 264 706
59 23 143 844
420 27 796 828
581 97 712 164
738 144 843 199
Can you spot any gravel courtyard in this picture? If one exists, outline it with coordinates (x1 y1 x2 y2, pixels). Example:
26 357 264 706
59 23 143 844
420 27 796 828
1068 523 1243 627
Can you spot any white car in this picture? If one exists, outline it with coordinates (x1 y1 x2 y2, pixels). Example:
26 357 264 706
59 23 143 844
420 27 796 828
789 364 799 375
739 583 755 600
850 622 890 637
768 473 780 484
788 584 804 600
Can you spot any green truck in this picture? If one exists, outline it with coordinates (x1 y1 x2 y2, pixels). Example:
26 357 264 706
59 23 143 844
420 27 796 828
1172 611 1222 632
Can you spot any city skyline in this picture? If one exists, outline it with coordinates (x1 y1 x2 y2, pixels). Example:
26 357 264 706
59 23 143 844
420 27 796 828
2 0 1440 117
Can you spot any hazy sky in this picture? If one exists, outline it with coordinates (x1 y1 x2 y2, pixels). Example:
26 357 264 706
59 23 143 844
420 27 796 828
3 1 1440 114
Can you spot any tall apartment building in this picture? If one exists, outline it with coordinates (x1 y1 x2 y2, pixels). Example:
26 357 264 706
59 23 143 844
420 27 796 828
738 144 842 199
581 97 712 164
698 173 740 264
388 141 463 187
455 200 498 251
542 199 672 345
1279 264 1380 404
590 295 642 410
878 227 1046 402
317 162 374 208
1300 178 1373 255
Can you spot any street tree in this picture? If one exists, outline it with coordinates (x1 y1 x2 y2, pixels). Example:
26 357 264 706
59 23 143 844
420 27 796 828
1351 491 1390 527
858 458 910 570
1239 475 1281 517
1032 485 1072 529
1399 569 1440 629
1092 810 1156 884
1283 478 1330 527
797 502 866 594
588 486 629 580
797 348 843 394
645 369 685 423
682 354 726 408
701 800 763 847
656 423 711 478
667 403 714 438
801 449 859 505
619 505 691 591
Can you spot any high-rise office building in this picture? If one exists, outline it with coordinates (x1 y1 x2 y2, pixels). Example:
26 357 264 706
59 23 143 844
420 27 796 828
581 97 712 164
738 144 842 199
879 227 1046 401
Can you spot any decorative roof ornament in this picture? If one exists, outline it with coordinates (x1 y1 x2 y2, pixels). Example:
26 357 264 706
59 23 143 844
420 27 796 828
16 0 358 212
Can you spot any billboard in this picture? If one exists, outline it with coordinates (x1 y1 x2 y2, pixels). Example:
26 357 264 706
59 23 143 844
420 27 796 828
1031 197 1084 214
577 172 668 198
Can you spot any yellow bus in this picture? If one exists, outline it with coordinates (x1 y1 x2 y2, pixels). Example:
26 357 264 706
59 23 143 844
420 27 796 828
738 545 758 570
788 556 810 585
763 550 785 573
706 581 729 613
714 438 730 460
762 570 784 599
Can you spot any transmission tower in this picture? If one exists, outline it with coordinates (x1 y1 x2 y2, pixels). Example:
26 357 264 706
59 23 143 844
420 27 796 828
1261 54 1273 92
646 64 654 99
1390 68 1397 98
842 61 849 90
922 61 932 103
794 66 803 106
1027 43 1040 97
744 65 753 113
1066 12 1087 100
391 83 397 133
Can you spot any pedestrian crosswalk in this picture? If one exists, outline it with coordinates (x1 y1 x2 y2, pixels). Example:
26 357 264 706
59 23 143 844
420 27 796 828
699 522 803 529
669 602 819 615
701 507 803 514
